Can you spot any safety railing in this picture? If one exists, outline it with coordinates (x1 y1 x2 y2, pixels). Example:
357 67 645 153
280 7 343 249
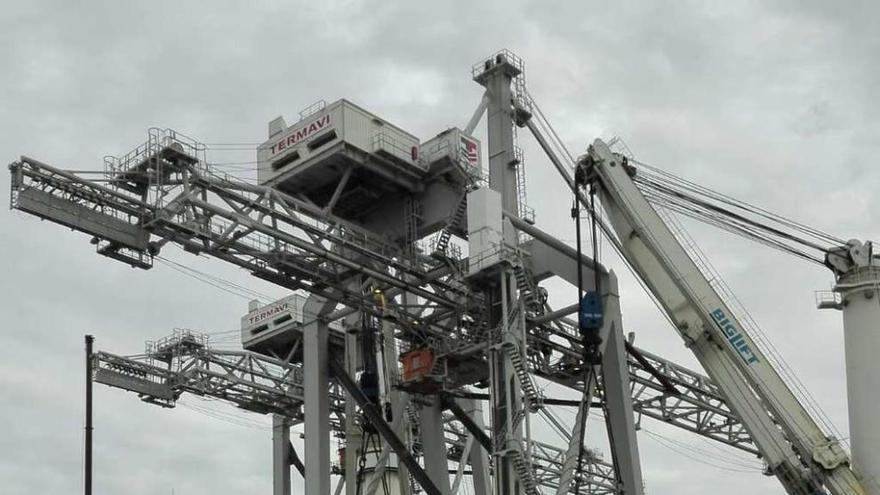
372 132 417 166
298 100 327 121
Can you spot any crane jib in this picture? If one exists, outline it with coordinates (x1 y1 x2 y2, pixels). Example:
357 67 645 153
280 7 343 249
710 309 760 365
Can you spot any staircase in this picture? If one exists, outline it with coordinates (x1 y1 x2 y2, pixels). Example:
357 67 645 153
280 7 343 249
512 260 542 314
502 339 542 413
435 191 468 254
405 404 422 494
428 352 447 383
510 445 540 495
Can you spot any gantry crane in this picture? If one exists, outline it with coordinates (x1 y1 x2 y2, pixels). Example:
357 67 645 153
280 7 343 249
7 50 875 495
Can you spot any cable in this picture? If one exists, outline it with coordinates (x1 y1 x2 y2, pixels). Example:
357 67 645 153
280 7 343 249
645 429 764 470
179 398 271 431
633 160 846 246
156 256 275 302
642 429 763 474
523 92 857 491
635 175 830 263
613 183 857 494
652 203 848 446
571 175 606 494
571 191 587 495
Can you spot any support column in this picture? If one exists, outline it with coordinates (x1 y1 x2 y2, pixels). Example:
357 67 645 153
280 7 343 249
836 265 880 494
555 272 616 495
85 334 94 495
304 294 335 495
273 414 292 495
600 274 644 495
475 51 525 495
344 314 362 495
459 398 492 495
477 52 521 245
381 298 410 495
419 398 452 493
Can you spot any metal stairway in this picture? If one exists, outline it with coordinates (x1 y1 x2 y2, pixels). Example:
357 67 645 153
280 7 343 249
510 444 540 495
434 191 467 254
512 260 542 314
502 338 542 413
405 404 423 494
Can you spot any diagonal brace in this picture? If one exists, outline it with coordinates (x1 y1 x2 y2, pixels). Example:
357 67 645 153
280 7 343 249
443 395 492 452
328 358 443 495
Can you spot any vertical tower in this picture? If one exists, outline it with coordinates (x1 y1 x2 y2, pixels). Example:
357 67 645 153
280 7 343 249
475 51 522 245
473 50 528 495
823 240 880 494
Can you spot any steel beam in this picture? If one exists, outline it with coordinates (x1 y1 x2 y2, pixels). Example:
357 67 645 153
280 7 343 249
303 295 335 495
459 399 492 495
328 358 444 495
273 415 292 495
363 395 410 495
419 398 452 493
444 397 492 452
464 91 490 136
599 280 644 495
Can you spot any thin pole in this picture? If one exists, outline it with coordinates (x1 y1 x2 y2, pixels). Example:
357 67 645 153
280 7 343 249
85 334 94 495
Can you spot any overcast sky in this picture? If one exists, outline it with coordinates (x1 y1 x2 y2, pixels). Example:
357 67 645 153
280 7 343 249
2 1 879 494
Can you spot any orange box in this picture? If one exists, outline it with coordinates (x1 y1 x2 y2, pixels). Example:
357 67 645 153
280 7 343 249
400 349 434 383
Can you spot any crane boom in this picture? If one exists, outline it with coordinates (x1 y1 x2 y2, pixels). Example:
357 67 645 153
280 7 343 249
581 139 866 495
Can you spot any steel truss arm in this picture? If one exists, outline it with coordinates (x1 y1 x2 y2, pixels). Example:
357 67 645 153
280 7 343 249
10 146 784 489
9 148 752 450
91 331 757 490
9 157 464 335
93 343 621 492
526 313 756 455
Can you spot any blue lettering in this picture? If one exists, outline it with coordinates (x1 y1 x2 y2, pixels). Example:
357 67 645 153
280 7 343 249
711 308 760 366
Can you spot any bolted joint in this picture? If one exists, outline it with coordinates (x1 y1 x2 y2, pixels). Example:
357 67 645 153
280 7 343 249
812 437 848 470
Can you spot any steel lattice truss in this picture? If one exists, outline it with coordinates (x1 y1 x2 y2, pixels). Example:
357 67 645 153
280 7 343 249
527 316 755 455
91 325 756 494
11 155 753 453
10 155 465 341
11 141 758 493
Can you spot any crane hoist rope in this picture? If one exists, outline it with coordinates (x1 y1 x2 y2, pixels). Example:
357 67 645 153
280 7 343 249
571 161 605 495
630 162 879 272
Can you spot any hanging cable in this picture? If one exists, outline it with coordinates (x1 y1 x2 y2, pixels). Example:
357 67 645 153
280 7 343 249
634 160 845 246
571 191 588 495
572 162 605 495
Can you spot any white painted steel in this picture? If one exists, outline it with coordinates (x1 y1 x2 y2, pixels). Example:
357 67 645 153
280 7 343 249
257 99 422 186
467 187 504 274
588 138 863 495
421 127 482 173
838 267 880 495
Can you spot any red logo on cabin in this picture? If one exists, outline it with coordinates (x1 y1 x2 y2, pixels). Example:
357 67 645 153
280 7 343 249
270 115 332 156
460 136 478 166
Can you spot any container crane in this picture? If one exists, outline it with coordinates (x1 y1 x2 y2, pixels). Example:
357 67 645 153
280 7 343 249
7 49 876 495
